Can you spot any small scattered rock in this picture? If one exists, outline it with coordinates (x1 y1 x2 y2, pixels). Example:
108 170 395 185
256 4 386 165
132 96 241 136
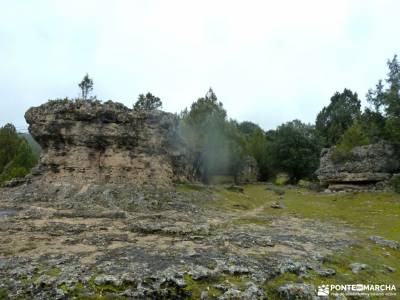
218 287 242 300
214 282 233 292
190 265 216 280
271 202 284 209
242 282 264 299
227 265 249 275
277 282 317 300
94 274 121 286
370 236 400 250
316 268 336 277
35 274 57 287
200 291 208 299
384 265 396 273
349 263 368 274
279 260 309 275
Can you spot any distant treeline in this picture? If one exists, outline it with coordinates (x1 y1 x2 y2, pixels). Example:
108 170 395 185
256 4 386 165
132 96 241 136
178 55 400 183
1 55 399 185
0 124 39 184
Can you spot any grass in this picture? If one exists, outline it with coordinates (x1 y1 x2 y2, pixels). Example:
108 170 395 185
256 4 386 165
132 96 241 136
200 184 400 299
278 189 400 240
203 184 269 211
183 274 223 298
176 183 209 193
206 184 400 239
232 217 271 226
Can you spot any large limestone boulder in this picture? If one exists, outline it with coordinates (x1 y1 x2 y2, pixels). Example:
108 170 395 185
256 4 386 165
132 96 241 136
316 142 400 189
25 99 194 186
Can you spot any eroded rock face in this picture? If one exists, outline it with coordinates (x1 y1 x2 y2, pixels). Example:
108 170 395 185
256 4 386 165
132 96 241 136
25 99 193 185
316 142 400 189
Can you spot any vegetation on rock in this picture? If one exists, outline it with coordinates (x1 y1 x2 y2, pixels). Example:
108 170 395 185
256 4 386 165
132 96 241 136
79 73 94 100
133 92 163 111
316 88 361 147
332 120 371 162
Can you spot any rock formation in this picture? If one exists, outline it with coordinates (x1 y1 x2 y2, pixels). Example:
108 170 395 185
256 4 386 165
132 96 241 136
24 99 193 186
316 142 400 190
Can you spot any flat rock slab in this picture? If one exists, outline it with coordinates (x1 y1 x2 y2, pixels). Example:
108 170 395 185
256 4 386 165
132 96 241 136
0 183 354 299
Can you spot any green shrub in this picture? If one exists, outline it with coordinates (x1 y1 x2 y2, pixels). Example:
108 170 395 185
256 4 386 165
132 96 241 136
0 123 38 184
332 121 370 162
390 174 400 193
297 179 311 188
275 173 289 186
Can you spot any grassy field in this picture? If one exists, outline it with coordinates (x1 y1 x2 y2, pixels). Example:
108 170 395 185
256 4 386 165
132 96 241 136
194 184 400 298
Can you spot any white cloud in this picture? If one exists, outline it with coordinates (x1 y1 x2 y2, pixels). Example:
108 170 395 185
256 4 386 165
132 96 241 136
0 0 399 130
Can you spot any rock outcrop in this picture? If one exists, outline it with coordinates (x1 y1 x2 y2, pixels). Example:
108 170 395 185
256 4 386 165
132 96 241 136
24 99 193 186
316 142 400 190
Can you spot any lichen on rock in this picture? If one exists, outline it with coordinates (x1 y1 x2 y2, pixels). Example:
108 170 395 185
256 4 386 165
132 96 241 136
24 99 194 186
316 142 400 190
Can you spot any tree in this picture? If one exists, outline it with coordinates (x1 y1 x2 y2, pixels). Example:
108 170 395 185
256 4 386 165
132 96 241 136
332 120 370 161
237 121 262 137
366 80 385 112
180 88 245 183
79 73 94 100
365 55 400 145
238 122 269 180
134 93 162 111
266 120 321 181
315 89 361 147
0 123 38 184
359 108 386 143
183 88 226 127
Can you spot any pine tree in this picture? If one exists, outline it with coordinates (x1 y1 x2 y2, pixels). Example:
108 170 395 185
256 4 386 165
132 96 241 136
79 73 94 100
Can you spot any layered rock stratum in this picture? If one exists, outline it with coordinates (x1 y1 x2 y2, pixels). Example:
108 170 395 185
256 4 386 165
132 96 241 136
24 99 193 186
316 142 400 190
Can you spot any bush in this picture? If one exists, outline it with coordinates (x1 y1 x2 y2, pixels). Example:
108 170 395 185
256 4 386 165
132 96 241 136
266 120 322 181
297 179 311 188
332 121 370 162
275 173 290 186
390 174 400 193
0 123 38 184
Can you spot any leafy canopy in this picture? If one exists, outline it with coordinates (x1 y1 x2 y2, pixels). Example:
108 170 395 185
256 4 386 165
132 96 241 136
134 93 162 111
366 55 400 145
0 124 38 184
180 88 245 183
332 121 371 162
316 88 361 147
78 73 94 100
266 120 321 181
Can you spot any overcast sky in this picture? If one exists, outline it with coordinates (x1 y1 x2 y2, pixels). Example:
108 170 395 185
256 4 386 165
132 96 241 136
1 1 399 132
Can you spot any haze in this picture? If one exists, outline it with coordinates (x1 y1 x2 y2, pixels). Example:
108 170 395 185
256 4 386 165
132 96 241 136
1 0 399 131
